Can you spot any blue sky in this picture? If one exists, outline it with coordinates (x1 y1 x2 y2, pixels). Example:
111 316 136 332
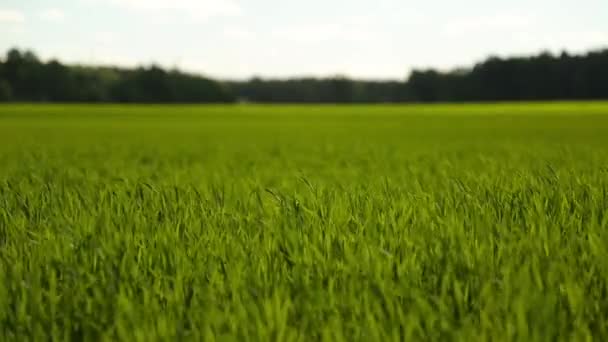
0 0 607 79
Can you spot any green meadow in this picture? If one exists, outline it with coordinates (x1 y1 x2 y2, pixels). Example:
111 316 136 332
1 103 608 341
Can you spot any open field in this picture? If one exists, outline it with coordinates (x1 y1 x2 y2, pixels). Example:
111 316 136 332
1 103 608 341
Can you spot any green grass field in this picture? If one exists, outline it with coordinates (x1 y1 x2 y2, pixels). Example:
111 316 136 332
1 103 608 341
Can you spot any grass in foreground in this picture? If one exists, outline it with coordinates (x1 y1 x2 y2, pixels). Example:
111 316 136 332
1 103 608 341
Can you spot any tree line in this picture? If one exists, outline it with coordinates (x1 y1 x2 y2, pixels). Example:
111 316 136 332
0 49 233 103
1 47 607 103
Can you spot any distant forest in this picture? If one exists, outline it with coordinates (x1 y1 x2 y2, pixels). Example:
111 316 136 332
1 48 607 103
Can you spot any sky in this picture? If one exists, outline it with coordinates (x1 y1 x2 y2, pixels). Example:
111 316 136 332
0 0 607 80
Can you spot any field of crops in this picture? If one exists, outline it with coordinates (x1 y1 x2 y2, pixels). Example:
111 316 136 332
1 103 608 340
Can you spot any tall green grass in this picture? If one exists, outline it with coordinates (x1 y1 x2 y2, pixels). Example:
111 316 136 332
1 103 608 341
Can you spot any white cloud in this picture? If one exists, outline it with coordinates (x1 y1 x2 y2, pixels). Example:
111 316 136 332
0 9 25 24
443 13 535 37
94 31 117 45
223 26 254 40
272 23 375 44
514 30 608 53
560 31 607 51
39 9 66 23
103 0 242 19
